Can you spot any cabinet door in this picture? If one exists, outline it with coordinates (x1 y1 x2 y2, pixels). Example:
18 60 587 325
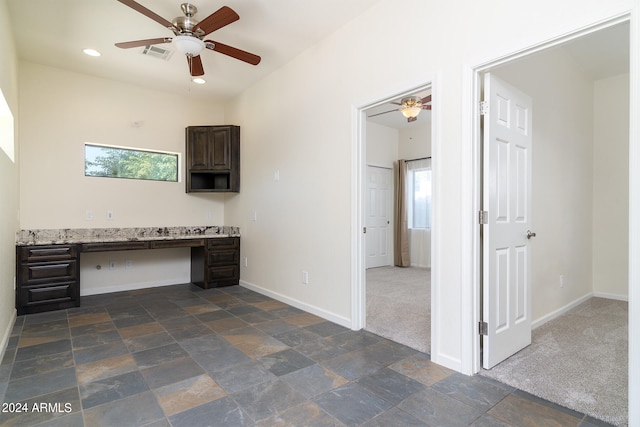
209 128 232 170
187 126 232 170
187 127 214 170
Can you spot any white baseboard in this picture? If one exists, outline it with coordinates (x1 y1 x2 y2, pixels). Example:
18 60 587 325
430 352 462 373
239 280 352 329
0 309 17 364
532 293 593 329
532 292 629 330
593 291 629 302
80 278 187 296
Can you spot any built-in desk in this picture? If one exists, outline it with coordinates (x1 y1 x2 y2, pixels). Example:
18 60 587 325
15 226 240 315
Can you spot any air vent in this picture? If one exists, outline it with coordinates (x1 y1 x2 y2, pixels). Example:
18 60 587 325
141 45 174 61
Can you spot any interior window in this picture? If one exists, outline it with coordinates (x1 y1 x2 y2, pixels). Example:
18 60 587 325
407 158 432 229
84 143 179 182
0 89 15 163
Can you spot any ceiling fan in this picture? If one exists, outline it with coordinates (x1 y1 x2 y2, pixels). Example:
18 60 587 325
114 0 261 77
368 95 432 122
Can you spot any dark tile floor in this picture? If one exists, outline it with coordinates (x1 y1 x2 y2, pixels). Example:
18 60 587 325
0 284 613 426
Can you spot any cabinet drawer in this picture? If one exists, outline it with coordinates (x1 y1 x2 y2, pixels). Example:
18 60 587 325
150 239 205 249
19 282 77 305
208 265 239 286
208 250 240 266
20 261 78 284
18 245 78 262
81 241 150 252
207 237 239 250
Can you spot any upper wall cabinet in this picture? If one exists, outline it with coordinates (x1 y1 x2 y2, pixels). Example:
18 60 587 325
186 125 240 193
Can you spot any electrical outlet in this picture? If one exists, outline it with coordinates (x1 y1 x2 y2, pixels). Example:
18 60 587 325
205 211 213 221
302 270 309 284
109 260 116 270
274 170 280 181
243 257 248 268
125 260 133 269
85 210 94 221
560 274 565 288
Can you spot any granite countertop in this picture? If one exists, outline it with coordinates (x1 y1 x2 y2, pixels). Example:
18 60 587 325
16 226 240 246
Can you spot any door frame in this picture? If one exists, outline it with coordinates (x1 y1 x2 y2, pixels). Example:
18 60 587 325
465 12 637 403
351 81 435 332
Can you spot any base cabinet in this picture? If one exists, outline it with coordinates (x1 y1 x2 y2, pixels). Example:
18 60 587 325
16 245 80 315
191 237 240 288
16 237 241 314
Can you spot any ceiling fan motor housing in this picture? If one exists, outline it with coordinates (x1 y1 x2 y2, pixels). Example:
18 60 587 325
172 3 204 37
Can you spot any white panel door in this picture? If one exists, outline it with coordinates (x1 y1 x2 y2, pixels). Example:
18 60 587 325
482 73 534 369
366 166 392 269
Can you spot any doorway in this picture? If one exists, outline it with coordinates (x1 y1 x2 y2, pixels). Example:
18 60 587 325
475 19 630 425
357 86 433 354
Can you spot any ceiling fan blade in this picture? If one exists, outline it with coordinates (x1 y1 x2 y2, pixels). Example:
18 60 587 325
188 55 205 76
367 108 399 118
407 116 418 123
205 40 261 65
194 6 239 35
117 0 179 32
115 37 172 49
421 94 432 104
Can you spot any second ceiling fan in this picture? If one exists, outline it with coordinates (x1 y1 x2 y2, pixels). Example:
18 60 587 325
115 0 261 77
369 95 432 123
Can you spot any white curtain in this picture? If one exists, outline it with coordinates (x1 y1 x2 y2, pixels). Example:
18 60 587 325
406 158 431 268
409 228 431 268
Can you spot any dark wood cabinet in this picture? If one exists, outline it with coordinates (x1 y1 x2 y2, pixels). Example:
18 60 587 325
16 244 80 315
191 237 240 288
16 237 240 314
186 125 240 192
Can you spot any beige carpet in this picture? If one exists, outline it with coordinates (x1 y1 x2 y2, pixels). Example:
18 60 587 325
481 297 628 426
365 266 430 354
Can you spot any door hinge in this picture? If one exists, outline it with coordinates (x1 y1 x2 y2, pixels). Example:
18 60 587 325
479 210 488 224
479 321 488 336
480 100 489 115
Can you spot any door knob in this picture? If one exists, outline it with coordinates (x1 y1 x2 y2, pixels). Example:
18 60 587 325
526 230 537 239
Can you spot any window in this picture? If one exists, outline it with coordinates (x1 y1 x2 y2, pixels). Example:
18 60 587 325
84 144 179 182
0 89 14 163
407 158 432 229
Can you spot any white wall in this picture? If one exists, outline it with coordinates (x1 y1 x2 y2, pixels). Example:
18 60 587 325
366 121 398 167
398 121 431 161
593 74 629 299
0 0 19 354
18 61 228 292
224 0 636 371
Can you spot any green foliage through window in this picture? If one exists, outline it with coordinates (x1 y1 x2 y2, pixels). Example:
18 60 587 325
85 144 178 182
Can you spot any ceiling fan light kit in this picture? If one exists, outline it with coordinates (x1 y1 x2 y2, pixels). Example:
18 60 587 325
399 96 424 119
173 35 205 56
114 0 260 77
368 94 432 123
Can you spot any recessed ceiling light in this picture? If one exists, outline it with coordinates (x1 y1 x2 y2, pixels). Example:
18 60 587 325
192 78 206 84
83 48 101 57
